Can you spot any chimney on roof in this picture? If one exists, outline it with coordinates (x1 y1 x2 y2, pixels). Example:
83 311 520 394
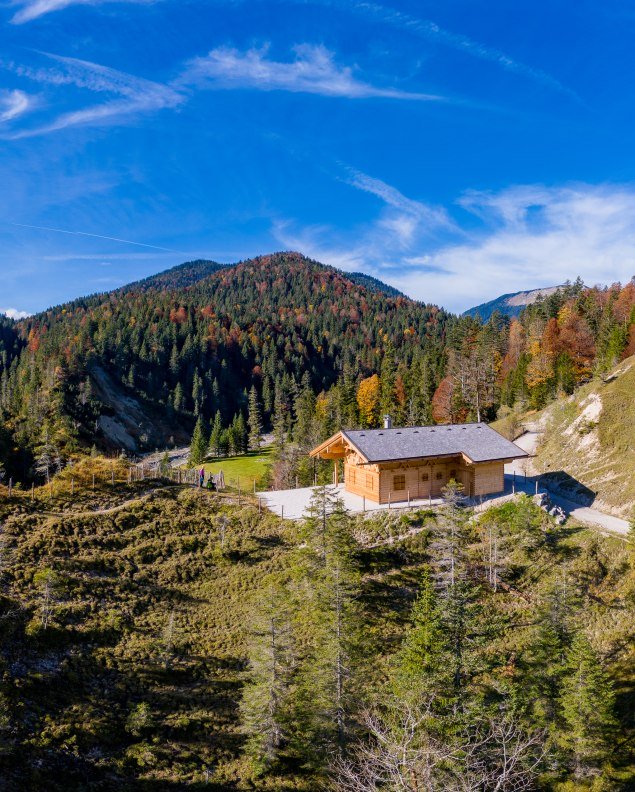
383 414 392 429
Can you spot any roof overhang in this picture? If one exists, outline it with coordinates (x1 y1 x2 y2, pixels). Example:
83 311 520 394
309 431 369 461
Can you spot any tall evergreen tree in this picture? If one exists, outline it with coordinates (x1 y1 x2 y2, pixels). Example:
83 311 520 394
188 415 208 466
248 385 263 450
560 632 616 780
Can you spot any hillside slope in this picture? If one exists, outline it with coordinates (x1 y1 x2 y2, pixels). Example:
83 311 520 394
532 356 635 517
0 478 632 789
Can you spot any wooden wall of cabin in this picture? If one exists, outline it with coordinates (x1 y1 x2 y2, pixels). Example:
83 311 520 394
344 456 505 504
375 457 474 504
344 461 380 501
472 461 505 496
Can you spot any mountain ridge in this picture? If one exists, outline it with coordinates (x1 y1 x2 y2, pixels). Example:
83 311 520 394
463 284 565 320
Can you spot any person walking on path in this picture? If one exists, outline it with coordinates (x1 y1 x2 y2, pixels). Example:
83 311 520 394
199 467 205 488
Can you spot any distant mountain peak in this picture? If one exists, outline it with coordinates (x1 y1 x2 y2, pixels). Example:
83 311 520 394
464 285 564 321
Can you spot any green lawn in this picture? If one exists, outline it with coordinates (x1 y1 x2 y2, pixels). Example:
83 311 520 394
200 446 273 490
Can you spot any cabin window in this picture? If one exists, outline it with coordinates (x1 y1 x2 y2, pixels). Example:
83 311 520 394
450 469 457 479
365 474 373 490
436 472 443 480
393 474 406 491
421 473 429 482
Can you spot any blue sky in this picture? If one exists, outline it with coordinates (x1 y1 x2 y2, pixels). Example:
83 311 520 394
1 0 635 316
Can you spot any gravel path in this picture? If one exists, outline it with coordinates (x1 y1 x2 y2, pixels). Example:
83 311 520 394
505 432 630 537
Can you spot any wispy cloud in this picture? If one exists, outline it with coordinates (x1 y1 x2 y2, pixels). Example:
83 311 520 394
275 181 635 312
2 52 183 137
0 89 32 122
179 43 443 101
342 1 578 100
0 307 30 319
12 222 182 252
344 167 454 238
10 0 157 25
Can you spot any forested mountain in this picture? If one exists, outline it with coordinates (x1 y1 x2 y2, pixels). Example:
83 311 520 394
0 252 634 487
120 259 228 293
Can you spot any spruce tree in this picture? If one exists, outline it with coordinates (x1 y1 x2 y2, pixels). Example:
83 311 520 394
560 632 616 780
395 567 448 697
209 411 223 457
189 415 208 466
240 582 295 773
248 385 263 450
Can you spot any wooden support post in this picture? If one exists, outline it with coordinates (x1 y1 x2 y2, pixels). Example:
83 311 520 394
281 505 284 521
407 489 410 507
253 479 256 495
429 492 432 507
258 498 261 514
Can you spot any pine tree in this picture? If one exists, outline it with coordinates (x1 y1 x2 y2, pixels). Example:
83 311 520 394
560 632 616 780
189 415 208 466
209 411 223 457
240 582 295 773
395 567 448 697
248 385 263 450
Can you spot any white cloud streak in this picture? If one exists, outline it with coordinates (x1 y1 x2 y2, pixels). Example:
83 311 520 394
0 89 32 121
2 52 183 137
275 181 635 312
179 43 443 101
343 1 578 100
10 0 157 25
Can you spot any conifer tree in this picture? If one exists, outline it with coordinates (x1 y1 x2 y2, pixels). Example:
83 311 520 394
209 411 223 457
240 582 295 773
189 415 208 466
395 567 448 697
248 385 263 450
560 632 616 780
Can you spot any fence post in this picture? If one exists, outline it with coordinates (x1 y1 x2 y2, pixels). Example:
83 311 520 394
535 478 538 495
388 492 391 510
362 496 365 513
407 489 410 508
281 505 284 521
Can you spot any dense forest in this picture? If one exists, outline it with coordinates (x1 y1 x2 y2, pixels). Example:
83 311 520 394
0 252 634 486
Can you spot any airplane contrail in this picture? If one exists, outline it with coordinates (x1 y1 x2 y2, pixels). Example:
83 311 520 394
11 222 181 253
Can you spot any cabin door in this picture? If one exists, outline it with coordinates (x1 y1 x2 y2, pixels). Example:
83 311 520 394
418 467 431 498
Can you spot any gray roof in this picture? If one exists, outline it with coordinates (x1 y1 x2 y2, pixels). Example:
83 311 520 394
343 423 528 464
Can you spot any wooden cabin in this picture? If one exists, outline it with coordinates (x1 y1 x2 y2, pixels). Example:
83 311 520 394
309 418 529 504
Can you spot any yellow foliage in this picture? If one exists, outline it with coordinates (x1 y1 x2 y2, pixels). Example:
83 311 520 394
357 374 381 427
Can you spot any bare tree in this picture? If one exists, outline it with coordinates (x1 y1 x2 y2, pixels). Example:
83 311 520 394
331 700 546 792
